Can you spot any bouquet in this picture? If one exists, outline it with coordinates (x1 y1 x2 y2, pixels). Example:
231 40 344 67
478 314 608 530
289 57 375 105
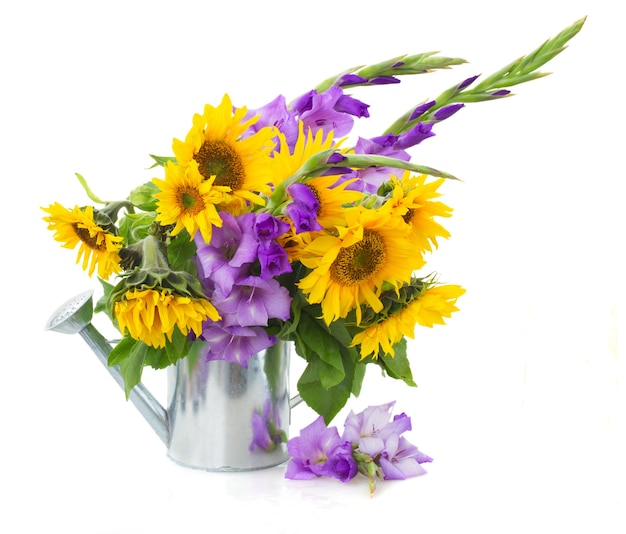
42 18 584 427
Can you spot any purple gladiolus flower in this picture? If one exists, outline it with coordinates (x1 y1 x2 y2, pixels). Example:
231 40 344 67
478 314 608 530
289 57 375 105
242 94 299 147
195 212 258 293
353 135 411 193
201 322 277 367
285 182 322 233
254 212 290 241
434 103 465 121
292 86 362 137
342 402 431 481
378 434 432 480
395 122 436 149
285 416 358 482
285 203 322 234
253 213 292 278
214 276 291 328
258 240 292 278
288 182 320 213
492 89 511 96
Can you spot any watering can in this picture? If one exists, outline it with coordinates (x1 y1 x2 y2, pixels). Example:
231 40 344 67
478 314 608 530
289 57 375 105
45 290 300 471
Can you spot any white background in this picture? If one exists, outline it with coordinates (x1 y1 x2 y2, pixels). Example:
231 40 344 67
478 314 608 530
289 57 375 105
1 1 624 532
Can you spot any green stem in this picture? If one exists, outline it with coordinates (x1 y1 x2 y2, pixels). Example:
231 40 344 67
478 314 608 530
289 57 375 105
76 173 106 204
384 17 586 135
141 235 169 270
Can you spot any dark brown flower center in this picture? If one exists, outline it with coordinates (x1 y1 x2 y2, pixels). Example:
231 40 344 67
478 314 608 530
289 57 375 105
194 139 244 190
330 230 386 285
402 208 415 225
179 186 205 214
73 225 105 251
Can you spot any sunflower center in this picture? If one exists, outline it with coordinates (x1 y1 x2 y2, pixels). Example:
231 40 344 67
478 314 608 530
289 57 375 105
194 139 245 190
178 186 205 215
330 230 386 285
73 225 105 251
402 208 415 225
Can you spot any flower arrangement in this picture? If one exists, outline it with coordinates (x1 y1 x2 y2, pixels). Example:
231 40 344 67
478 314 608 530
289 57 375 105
42 17 584 434
286 401 432 495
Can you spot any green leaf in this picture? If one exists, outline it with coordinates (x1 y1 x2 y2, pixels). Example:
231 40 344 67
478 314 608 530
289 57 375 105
351 362 366 397
163 327 190 367
377 338 417 387
107 335 137 366
295 313 345 388
142 346 169 369
167 230 197 271
95 278 115 319
119 341 150 399
129 181 160 211
297 356 352 424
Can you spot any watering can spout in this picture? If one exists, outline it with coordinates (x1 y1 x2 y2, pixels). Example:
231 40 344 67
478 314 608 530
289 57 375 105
45 290 169 446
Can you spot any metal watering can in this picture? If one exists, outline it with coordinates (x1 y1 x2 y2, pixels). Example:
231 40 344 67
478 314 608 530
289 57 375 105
46 290 300 471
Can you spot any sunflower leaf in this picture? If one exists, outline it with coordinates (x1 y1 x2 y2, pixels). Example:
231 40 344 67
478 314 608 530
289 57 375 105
118 340 150 399
377 339 417 387
297 350 356 424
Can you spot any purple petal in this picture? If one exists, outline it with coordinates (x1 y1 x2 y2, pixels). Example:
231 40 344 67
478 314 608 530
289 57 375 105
458 75 479 91
201 323 276 366
395 122 436 150
434 103 464 121
337 73 369 87
334 95 370 118
258 240 292 279
369 76 400 85
254 212 290 241
408 100 436 121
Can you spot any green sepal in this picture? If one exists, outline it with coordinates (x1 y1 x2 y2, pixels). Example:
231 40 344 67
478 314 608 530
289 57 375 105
148 154 177 168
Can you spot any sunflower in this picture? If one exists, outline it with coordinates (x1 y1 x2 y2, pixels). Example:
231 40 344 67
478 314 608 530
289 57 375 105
351 284 466 359
297 204 423 325
42 202 123 279
388 171 452 254
271 121 360 257
172 94 276 214
152 160 230 243
114 288 220 348
269 121 336 187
